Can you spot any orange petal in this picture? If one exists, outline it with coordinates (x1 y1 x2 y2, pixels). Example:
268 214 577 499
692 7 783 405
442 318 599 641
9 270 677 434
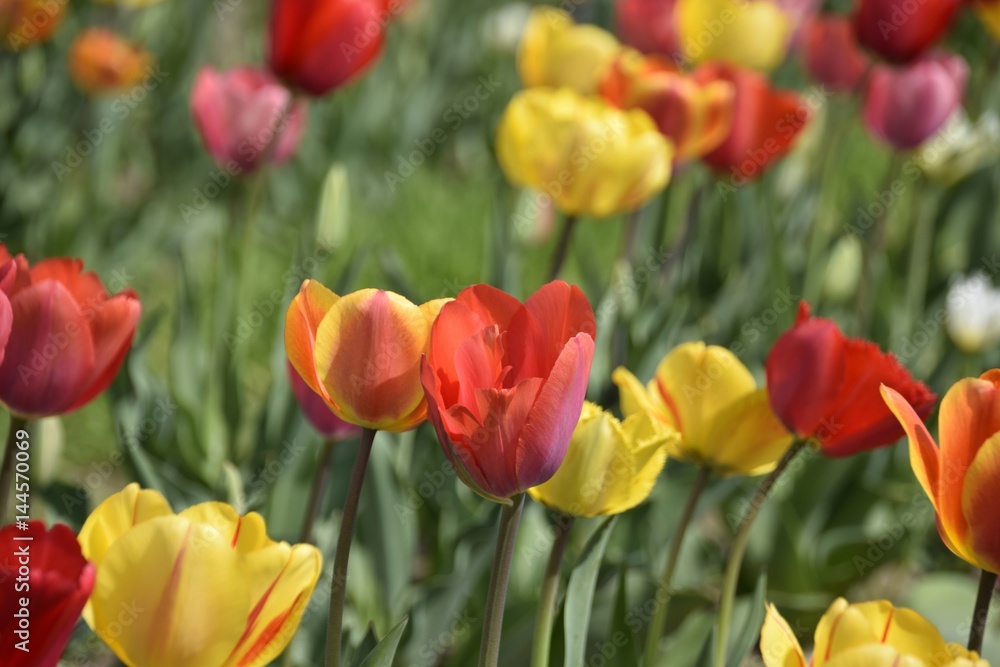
962 431 1000 572
284 280 339 404
880 384 940 512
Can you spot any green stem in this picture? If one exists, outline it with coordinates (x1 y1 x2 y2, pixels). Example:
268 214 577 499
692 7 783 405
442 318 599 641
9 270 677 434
856 153 904 332
480 493 527 667
0 416 28 522
531 514 575 667
714 441 807 667
299 439 337 545
644 466 712 667
325 428 376 667
968 569 997 654
548 215 579 282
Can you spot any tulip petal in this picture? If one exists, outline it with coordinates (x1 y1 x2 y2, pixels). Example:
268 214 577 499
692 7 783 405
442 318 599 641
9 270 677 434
961 431 1000 573
880 384 940 513
285 280 340 405
823 645 923 667
613 366 671 424
598 412 672 516
456 283 523 331
78 483 173 566
28 257 106 307
178 502 271 553
851 601 951 660
519 280 596 378
68 289 141 412
759 603 807 667
704 388 794 476
90 516 250 667
313 289 429 430
0 288 10 369
469 377 544 499
813 602 878 666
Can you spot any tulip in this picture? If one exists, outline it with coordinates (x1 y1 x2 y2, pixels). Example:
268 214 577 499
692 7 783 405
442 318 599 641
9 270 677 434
78 483 322 667
974 1 1000 40
0 0 66 51
285 281 447 432
0 245 141 418
918 111 1000 186
190 66 307 174
268 0 392 96
853 0 962 63
421 281 595 503
677 0 792 72
766 301 936 457
518 7 621 95
68 28 151 96
528 402 676 517
761 598 989 667
615 0 681 59
694 64 810 180
286 360 362 440
801 15 871 92
496 87 672 219
614 342 793 476
863 52 968 150
0 521 94 667
945 273 1000 355
600 50 735 163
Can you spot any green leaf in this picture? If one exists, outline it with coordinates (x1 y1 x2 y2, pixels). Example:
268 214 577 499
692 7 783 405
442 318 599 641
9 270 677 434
609 565 640 666
357 615 409 667
723 571 768 667
563 516 618 667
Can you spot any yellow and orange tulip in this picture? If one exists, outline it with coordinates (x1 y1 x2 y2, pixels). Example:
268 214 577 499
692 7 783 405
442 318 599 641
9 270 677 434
285 282 447 432
518 6 621 95
762 598 989 667
677 0 791 73
69 28 152 96
78 484 322 667
613 342 792 476
528 401 677 517
496 87 672 219
882 371 1000 573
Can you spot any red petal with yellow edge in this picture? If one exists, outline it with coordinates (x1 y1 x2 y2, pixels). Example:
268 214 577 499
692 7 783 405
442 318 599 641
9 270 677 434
880 384 941 512
284 280 339 404
962 431 1000 573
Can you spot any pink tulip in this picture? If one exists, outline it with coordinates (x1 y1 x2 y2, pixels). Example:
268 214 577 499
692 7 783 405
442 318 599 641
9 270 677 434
802 15 870 92
190 66 307 174
286 360 362 440
864 52 968 150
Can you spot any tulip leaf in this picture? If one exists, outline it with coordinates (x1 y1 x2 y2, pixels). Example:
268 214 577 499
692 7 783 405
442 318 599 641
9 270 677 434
609 565 640 665
720 570 768 667
563 516 619 667
357 615 409 667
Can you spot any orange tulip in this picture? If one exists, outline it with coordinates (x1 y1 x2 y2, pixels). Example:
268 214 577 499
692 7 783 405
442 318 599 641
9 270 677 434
284 281 448 432
0 0 66 51
69 28 152 95
601 49 734 163
882 371 1000 573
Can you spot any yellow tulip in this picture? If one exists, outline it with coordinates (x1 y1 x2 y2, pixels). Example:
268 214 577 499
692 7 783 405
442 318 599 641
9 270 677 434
78 484 322 667
612 342 792 476
528 401 677 517
761 598 990 667
518 6 621 94
974 1 1000 40
496 87 673 218
677 0 791 73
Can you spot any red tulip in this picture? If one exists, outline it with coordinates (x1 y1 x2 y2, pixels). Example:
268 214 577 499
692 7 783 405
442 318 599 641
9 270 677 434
853 0 962 63
863 51 968 150
801 15 871 92
693 64 811 181
286 360 362 440
421 282 596 503
615 0 681 60
190 66 307 174
0 521 95 667
765 302 936 457
0 246 141 418
268 0 392 96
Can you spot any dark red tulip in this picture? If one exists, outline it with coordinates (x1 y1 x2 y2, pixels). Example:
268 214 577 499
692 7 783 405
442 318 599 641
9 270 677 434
853 0 962 63
268 0 392 96
0 521 95 667
863 51 968 149
615 0 681 60
693 64 811 181
765 302 937 457
0 246 141 418
802 15 871 92
286 360 362 440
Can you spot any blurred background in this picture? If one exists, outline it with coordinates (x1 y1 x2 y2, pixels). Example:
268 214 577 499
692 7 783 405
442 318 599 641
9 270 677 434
3 0 1000 664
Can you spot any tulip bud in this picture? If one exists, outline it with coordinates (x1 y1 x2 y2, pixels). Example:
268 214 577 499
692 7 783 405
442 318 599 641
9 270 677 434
801 15 870 93
946 273 1000 355
853 0 962 63
190 66 307 175
69 28 152 96
518 7 621 95
863 52 968 151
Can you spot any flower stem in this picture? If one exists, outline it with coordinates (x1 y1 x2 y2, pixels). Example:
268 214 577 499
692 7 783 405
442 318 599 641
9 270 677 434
325 428 376 667
548 215 579 282
531 514 575 667
0 416 28 522
300 438 337 545
644 466 711 667
714 440 807 667
968 568 997 654
480 493 527 667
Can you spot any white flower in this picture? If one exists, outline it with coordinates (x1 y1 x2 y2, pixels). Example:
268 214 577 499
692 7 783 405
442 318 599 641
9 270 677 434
947 273 1000 354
